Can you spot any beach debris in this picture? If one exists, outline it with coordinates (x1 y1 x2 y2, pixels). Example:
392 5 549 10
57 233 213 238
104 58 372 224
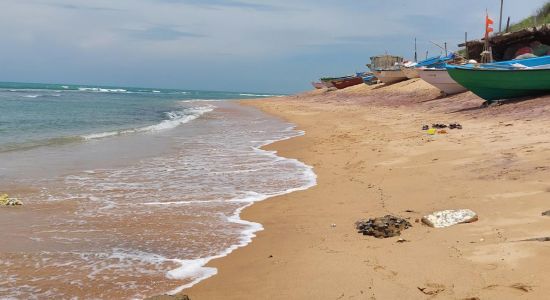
396 238 409 243
355 215 412 238
417 283 446 295
422 125 429 130
438 130 448 134
431 123 448 129
421 209 478 228
510 283 533 292
427 128 437 135
331 223 337 228
449 123 463 129
515 236 550 242
542 210 550 216
0 194 23 206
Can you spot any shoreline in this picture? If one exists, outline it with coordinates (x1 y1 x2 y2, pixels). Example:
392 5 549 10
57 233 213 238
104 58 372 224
182 80 550 299
165 125 317 296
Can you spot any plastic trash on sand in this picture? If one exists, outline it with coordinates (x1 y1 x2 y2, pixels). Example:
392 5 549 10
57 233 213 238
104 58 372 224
421 209 478 228
427 128 437 135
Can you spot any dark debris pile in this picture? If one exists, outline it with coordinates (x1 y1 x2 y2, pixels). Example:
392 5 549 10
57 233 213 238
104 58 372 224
355 215 412 238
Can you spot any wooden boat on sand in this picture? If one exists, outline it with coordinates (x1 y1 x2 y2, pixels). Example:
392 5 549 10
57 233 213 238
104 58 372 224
311 82 325 89
417 68 467 95
400 66 420 79
372 69 408 84
368 55 408 84
446 55 550 101
330 76 364 89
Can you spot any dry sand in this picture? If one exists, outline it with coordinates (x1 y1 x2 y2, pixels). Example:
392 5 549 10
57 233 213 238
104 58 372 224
183 81 550 299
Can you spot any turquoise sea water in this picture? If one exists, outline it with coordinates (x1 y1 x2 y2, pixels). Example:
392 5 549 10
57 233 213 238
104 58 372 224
0 81 282 152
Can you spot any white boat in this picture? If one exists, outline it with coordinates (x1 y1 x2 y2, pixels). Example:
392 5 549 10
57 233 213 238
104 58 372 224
372 69 408 84
417 68 467 95
400 66 420 79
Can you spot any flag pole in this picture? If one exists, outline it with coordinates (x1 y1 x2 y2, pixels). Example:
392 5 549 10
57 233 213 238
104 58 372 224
499 0 504 33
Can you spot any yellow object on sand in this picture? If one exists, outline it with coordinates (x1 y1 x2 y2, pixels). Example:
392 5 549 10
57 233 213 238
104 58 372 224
427 128 437 135
0 193 23 206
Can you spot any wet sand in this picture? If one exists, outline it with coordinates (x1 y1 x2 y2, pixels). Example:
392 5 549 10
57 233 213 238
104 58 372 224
184 80 550 299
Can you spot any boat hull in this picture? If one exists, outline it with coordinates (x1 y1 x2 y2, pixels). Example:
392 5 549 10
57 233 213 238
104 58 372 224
447 67 550 100
311 82 325 89
330 77 364 89
372 70 408 84
418 68 467 95
400 67 420 79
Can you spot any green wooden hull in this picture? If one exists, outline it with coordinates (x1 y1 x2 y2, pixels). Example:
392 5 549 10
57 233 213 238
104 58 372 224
447 67 550 101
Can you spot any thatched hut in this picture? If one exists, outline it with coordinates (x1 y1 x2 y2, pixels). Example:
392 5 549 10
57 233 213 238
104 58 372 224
459 24 550 61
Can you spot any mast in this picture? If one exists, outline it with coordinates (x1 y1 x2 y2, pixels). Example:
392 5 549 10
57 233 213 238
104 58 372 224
465 32 469 60
414 38 418 62
499 0 504 33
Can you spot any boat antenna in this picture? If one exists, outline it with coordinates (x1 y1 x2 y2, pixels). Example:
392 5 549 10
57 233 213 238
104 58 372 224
414 38 418 62
429 40 447 53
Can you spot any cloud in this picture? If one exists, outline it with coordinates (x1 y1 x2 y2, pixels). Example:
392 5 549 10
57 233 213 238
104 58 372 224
156 0 285 11
122 26 206 41
38 2 123 12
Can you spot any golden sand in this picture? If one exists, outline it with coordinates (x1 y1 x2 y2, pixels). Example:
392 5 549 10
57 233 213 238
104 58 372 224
184 81 550 299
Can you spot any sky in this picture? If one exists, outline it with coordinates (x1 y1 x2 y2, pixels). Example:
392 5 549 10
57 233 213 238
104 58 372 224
0 0 547 93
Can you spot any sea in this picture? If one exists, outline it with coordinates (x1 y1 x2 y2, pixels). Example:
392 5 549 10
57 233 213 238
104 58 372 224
0 82 316 299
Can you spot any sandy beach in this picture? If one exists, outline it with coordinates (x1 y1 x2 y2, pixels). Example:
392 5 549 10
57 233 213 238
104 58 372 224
183 80 550 299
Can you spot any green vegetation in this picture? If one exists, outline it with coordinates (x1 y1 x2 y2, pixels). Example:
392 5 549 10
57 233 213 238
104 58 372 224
509 1 550 31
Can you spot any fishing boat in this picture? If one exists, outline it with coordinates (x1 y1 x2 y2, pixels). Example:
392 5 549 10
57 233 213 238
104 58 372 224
446 55 550 101
320 77 336 88
330 76 364 89
311 82 325 89
417 67 467 95
362 74 378 85
401 54 456 79
372 69 408 84
368 55 408 84
400 66 420 79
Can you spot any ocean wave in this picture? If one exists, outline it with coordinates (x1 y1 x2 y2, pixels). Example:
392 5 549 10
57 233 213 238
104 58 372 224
78 87 128 93
82 104 214 140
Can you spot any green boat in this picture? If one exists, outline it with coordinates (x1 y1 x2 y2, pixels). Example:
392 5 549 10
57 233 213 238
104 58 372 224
446 56 550 101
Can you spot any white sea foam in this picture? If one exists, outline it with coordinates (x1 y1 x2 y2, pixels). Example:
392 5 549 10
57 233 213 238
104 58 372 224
78 87 128 93
239 93 280 97
165 129 317 295
82 104 215 140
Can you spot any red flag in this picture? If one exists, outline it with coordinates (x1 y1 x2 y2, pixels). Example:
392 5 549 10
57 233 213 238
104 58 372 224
486 14 494 35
